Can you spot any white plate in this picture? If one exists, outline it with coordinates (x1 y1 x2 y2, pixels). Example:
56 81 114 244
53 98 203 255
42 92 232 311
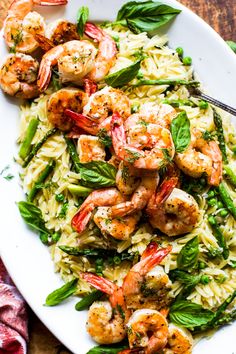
1 1 236 353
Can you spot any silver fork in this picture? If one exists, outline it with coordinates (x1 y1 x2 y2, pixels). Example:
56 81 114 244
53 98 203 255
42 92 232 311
188 87 236 116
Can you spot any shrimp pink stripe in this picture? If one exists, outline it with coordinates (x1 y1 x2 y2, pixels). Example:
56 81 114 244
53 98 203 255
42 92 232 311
65 109 98 135
81 273 116 294
141 241 159 260
83 79 97 96
37 62 52 91
71 206 92 233
84 22 103 42
133 246 172 274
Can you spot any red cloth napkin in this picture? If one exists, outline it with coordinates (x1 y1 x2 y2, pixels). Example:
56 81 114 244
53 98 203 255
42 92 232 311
0 259 28 354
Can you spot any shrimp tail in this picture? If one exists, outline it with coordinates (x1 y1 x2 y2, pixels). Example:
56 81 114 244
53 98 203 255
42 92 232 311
34 34 54 51
141 246 172 274
155 177 178 204
33 0 68 5
71 206 93 233
65 109 98 135
84 22 104 42
81 272 116 294
83 78 97 96
140 241 159 259
37 60 52 91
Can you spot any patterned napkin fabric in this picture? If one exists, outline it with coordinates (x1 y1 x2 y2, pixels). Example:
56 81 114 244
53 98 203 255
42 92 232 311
0 259 28 354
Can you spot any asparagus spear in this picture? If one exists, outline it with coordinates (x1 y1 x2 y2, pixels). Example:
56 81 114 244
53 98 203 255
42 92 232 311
64 137 81 173
23 128 58 167
19 118 39 159
217 182 236 220
75 290 103 311
67 184 92 197
130 79 200 87
27 159 56 202
213 108 228 163
208 215 229 259
224 165 236 188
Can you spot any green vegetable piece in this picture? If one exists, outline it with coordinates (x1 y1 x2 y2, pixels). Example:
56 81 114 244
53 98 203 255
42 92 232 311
131 79 199 87
207 197 217 207
55 193 65 202
52 232 61 243
59 246 102 257
18 201 49 234
58 201 69 219
224 165 236 188
217 201 223 209
162 99 196 108
77 6 89 37
170 111 191 153
27 159 56 202
68 184 92 197
19 118 39 159
208 214 229 259
79 161 117 188
218 182 236 220
116 1 181 34
198 100 208 110
169 300 214 329
176 46 183 57
232 146 236 155
169 269 202 298
182 56 192 65
23 128 58 167
105 59 143 87
207 190 215 198
226 40 236 53
213 108 228 163
198 261 207 269
64 137 81 173
45 279 78 306
220 209 228 217
200 275 211 284
97 128 112 147
40 232 49 245
86 342 128 354
177 236 199 271
75 290 103 311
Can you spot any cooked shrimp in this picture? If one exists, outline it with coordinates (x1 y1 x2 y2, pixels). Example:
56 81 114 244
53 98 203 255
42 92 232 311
111 170 159 218
3 0 67 53
37 40 97 91
93 206 140 240
77 135 106 163
175 129 223 186
116 162 140 196
71 188 125 233
164 324 193 354
138 102 177 128
146 178 200 236
84 22 117 82
111 112 175 170
45 19 80 45
123 242 172 311
0 53 39 98
83 86 131 121
47 87 87 130
81 272 129 344
127 309 169 353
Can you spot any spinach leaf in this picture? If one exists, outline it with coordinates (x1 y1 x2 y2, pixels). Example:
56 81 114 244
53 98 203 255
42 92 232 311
116 1 181 34
177 236 199 271
170 111 191 153
18 201 49 234
79 161 117 188
45 279 78 306
86 342 128 354
105 59 142 87
75 290 103 311
77 6 89 37
169 300 214 329
226 40 236 53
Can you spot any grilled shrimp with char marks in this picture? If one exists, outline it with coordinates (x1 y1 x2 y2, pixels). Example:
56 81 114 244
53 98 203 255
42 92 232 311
3 0 67 54
0 53 39 98
146 178 200 236
175 128 222 186
111 112 175 170
164 324 193 354
123 242 172 311
81 273 130 344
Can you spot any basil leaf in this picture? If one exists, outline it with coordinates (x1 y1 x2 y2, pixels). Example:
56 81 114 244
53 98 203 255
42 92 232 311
170 111 191 153
77 6 89 37
75 290 103 311
170 269 201 286
169 300 214 329
18 201 49 234
177 236 199 271
45 279 78 306
79 161 117 188
117 1 181 34
86 342 128 354
105 59 142 87
226 40 236 53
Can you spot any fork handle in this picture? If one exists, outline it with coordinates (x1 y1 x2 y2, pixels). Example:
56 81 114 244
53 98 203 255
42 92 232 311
192 92 236 116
